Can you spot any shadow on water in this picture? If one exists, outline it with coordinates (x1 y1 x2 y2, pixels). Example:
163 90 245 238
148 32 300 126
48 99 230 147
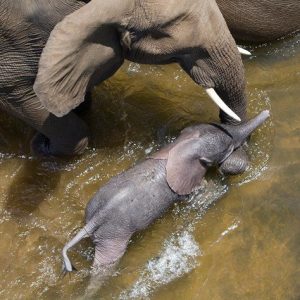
4 159 62 218
0 112 60 218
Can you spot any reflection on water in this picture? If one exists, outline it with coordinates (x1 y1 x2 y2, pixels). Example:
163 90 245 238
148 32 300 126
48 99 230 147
0 33 299 299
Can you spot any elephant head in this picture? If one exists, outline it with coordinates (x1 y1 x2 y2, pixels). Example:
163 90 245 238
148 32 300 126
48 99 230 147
151 110 270 194
33 0 247 124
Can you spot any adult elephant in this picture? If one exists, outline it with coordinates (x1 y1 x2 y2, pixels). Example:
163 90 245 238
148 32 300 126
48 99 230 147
34 0 249 173
216 0 300 42
0 0 248 173
0 0 90 156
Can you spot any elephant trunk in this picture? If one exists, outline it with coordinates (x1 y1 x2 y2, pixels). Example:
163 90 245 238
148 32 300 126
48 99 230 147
211 38 247 125
198 11 248 125
226 110 270 148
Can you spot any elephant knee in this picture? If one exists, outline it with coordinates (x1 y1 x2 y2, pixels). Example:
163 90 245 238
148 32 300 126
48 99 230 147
56 124 89 156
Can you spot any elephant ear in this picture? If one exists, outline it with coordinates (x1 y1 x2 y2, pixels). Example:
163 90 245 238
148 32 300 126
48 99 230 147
33 0 125 117
165 138 208 195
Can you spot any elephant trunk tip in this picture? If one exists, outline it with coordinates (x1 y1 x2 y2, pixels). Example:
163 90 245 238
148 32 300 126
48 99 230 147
260 109 270 119
252 110 270 126
238 109 270 140
227 109 270 148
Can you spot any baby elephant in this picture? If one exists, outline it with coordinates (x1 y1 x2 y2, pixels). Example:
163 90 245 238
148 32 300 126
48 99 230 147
63 110 270 273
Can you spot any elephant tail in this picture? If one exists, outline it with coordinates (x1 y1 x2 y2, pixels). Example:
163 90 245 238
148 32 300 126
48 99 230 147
62 217 99 273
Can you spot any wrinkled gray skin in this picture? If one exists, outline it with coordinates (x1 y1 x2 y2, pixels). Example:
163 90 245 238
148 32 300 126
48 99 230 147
217 0 300 42
32 0 249 172
0 1 298 160
62 110 269 283
0 1 90 156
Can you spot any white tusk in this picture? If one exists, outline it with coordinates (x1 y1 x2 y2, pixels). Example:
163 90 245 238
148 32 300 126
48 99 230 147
237 46 251 56
205 88 241 122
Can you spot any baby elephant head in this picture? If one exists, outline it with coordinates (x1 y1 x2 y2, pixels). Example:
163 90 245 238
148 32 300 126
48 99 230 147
151 110 270 195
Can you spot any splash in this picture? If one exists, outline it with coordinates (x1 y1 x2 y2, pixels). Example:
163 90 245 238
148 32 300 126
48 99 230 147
181 180 228 220
119 231 201 299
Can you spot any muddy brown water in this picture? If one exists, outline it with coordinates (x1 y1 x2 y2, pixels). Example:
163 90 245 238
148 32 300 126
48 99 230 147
0 34 299 299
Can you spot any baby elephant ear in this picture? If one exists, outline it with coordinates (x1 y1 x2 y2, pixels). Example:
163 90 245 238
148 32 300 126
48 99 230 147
34 0 124 117
166 138 207 195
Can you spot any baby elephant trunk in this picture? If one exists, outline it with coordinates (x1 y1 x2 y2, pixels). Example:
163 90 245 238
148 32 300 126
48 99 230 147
225 110 270 148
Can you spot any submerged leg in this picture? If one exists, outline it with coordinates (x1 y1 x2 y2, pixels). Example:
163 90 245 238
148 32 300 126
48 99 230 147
92 237 130 273
85 236 131 297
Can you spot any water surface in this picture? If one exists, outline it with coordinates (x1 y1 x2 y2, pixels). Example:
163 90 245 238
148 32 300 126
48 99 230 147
0 34 299 299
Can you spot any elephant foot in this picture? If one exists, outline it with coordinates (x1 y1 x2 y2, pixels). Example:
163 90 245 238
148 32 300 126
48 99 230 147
218 146 249 175
30 133 51 157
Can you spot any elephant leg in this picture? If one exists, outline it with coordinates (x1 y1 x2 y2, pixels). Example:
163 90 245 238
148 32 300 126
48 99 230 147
1 89 89 156
92 237 129 273
85 236 129 297
218 146 249 175
83 237 129 297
